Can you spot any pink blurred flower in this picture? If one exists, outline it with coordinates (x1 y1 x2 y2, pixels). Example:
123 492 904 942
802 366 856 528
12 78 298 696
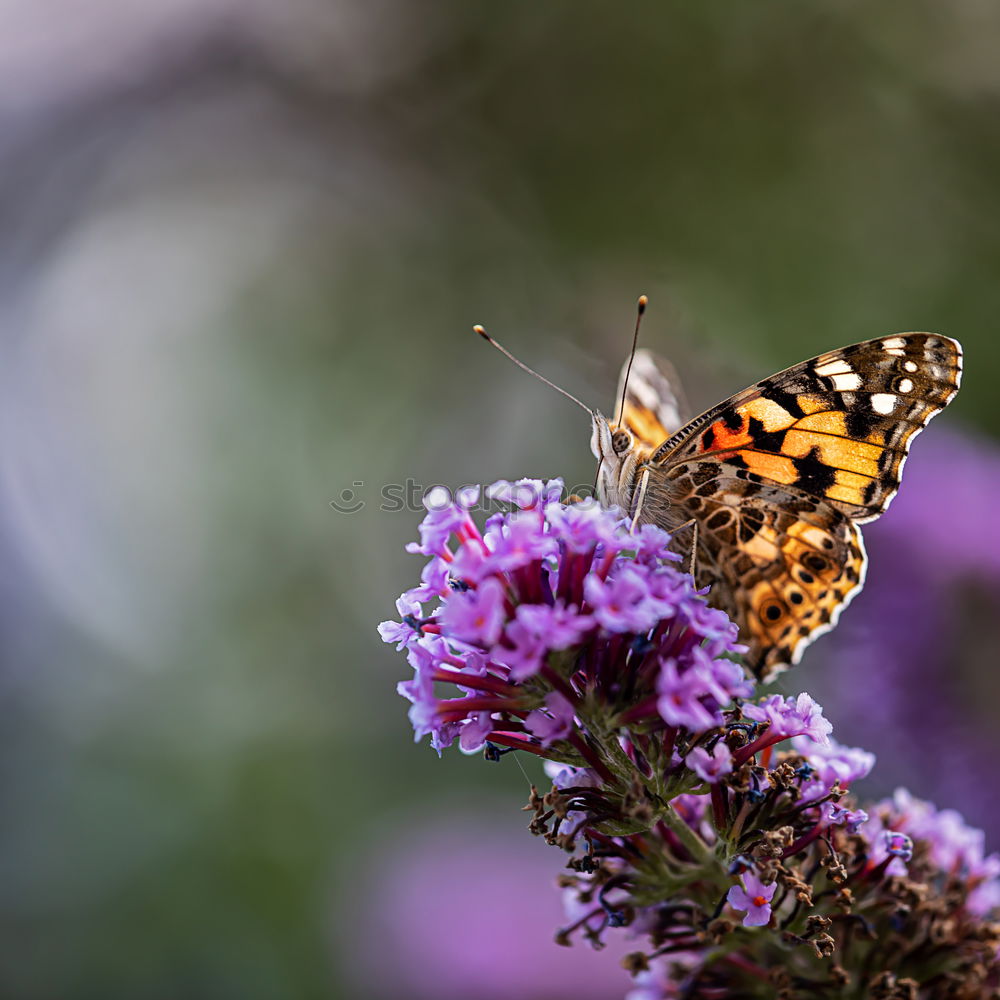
340 815 633 1000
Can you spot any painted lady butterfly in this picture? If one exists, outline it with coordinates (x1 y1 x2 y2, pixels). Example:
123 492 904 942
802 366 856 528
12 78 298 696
592 329 962 679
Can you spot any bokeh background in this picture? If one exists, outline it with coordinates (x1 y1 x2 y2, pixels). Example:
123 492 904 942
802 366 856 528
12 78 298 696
2 3 999 998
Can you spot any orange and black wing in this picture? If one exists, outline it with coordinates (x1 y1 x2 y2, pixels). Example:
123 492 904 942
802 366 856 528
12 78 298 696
653 334 962 523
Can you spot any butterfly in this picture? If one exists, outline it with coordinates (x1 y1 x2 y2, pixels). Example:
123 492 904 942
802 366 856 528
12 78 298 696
590 332 962 680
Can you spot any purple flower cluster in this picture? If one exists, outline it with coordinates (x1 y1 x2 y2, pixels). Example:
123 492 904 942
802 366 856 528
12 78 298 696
791 734 874 830
384 476 1000 999
382 479 749 761
863 788 1000 912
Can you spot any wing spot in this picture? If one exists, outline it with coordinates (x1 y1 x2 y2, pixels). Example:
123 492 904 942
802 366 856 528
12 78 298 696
894 377 914 394
903 360 918 373
829 372 863 391
744 397 794 431
882 337 906 350
870 393 897 415
706 509 733 531
721 409 744 431
761 599 785 622
803 553 829 574
745 416 787 453
738 509 766 543
792 447 837 494
814 359 854 377
789 591 804 605
765 390 807 419
845 408 880 439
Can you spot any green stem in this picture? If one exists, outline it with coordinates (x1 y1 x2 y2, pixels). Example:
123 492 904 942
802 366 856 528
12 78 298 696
659 799 713 866
599 726 642 779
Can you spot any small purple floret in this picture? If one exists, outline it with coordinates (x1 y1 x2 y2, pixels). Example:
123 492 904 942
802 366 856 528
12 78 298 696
743 693 832 745
686 742 733 783
527 691 577 746
726 873 776 927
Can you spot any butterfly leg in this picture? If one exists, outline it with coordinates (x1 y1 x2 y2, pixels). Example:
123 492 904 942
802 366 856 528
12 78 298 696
629 468 651 533
668 518 699 578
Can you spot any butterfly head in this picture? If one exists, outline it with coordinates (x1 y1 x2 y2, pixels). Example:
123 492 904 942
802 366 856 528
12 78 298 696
590 412 641 510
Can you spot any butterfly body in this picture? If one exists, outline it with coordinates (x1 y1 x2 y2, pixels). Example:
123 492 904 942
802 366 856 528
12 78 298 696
591 333 962 680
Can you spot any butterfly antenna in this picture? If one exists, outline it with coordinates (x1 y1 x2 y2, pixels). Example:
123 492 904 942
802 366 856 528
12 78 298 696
614 294 648 424
474 325 593 415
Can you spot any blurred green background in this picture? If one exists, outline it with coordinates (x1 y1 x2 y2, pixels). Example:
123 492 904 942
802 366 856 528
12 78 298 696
2 3 999 998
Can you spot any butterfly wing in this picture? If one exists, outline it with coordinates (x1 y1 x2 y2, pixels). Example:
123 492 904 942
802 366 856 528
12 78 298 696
632 334 962 679
659 461 868 677
615 349 688 452
651 334 962 522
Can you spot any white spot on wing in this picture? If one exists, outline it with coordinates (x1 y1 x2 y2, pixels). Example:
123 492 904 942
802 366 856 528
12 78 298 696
871 393 896 414
882 337 906 350
897 378 914 394
829 372 863 391
815 360 854 377
903 360 918 372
